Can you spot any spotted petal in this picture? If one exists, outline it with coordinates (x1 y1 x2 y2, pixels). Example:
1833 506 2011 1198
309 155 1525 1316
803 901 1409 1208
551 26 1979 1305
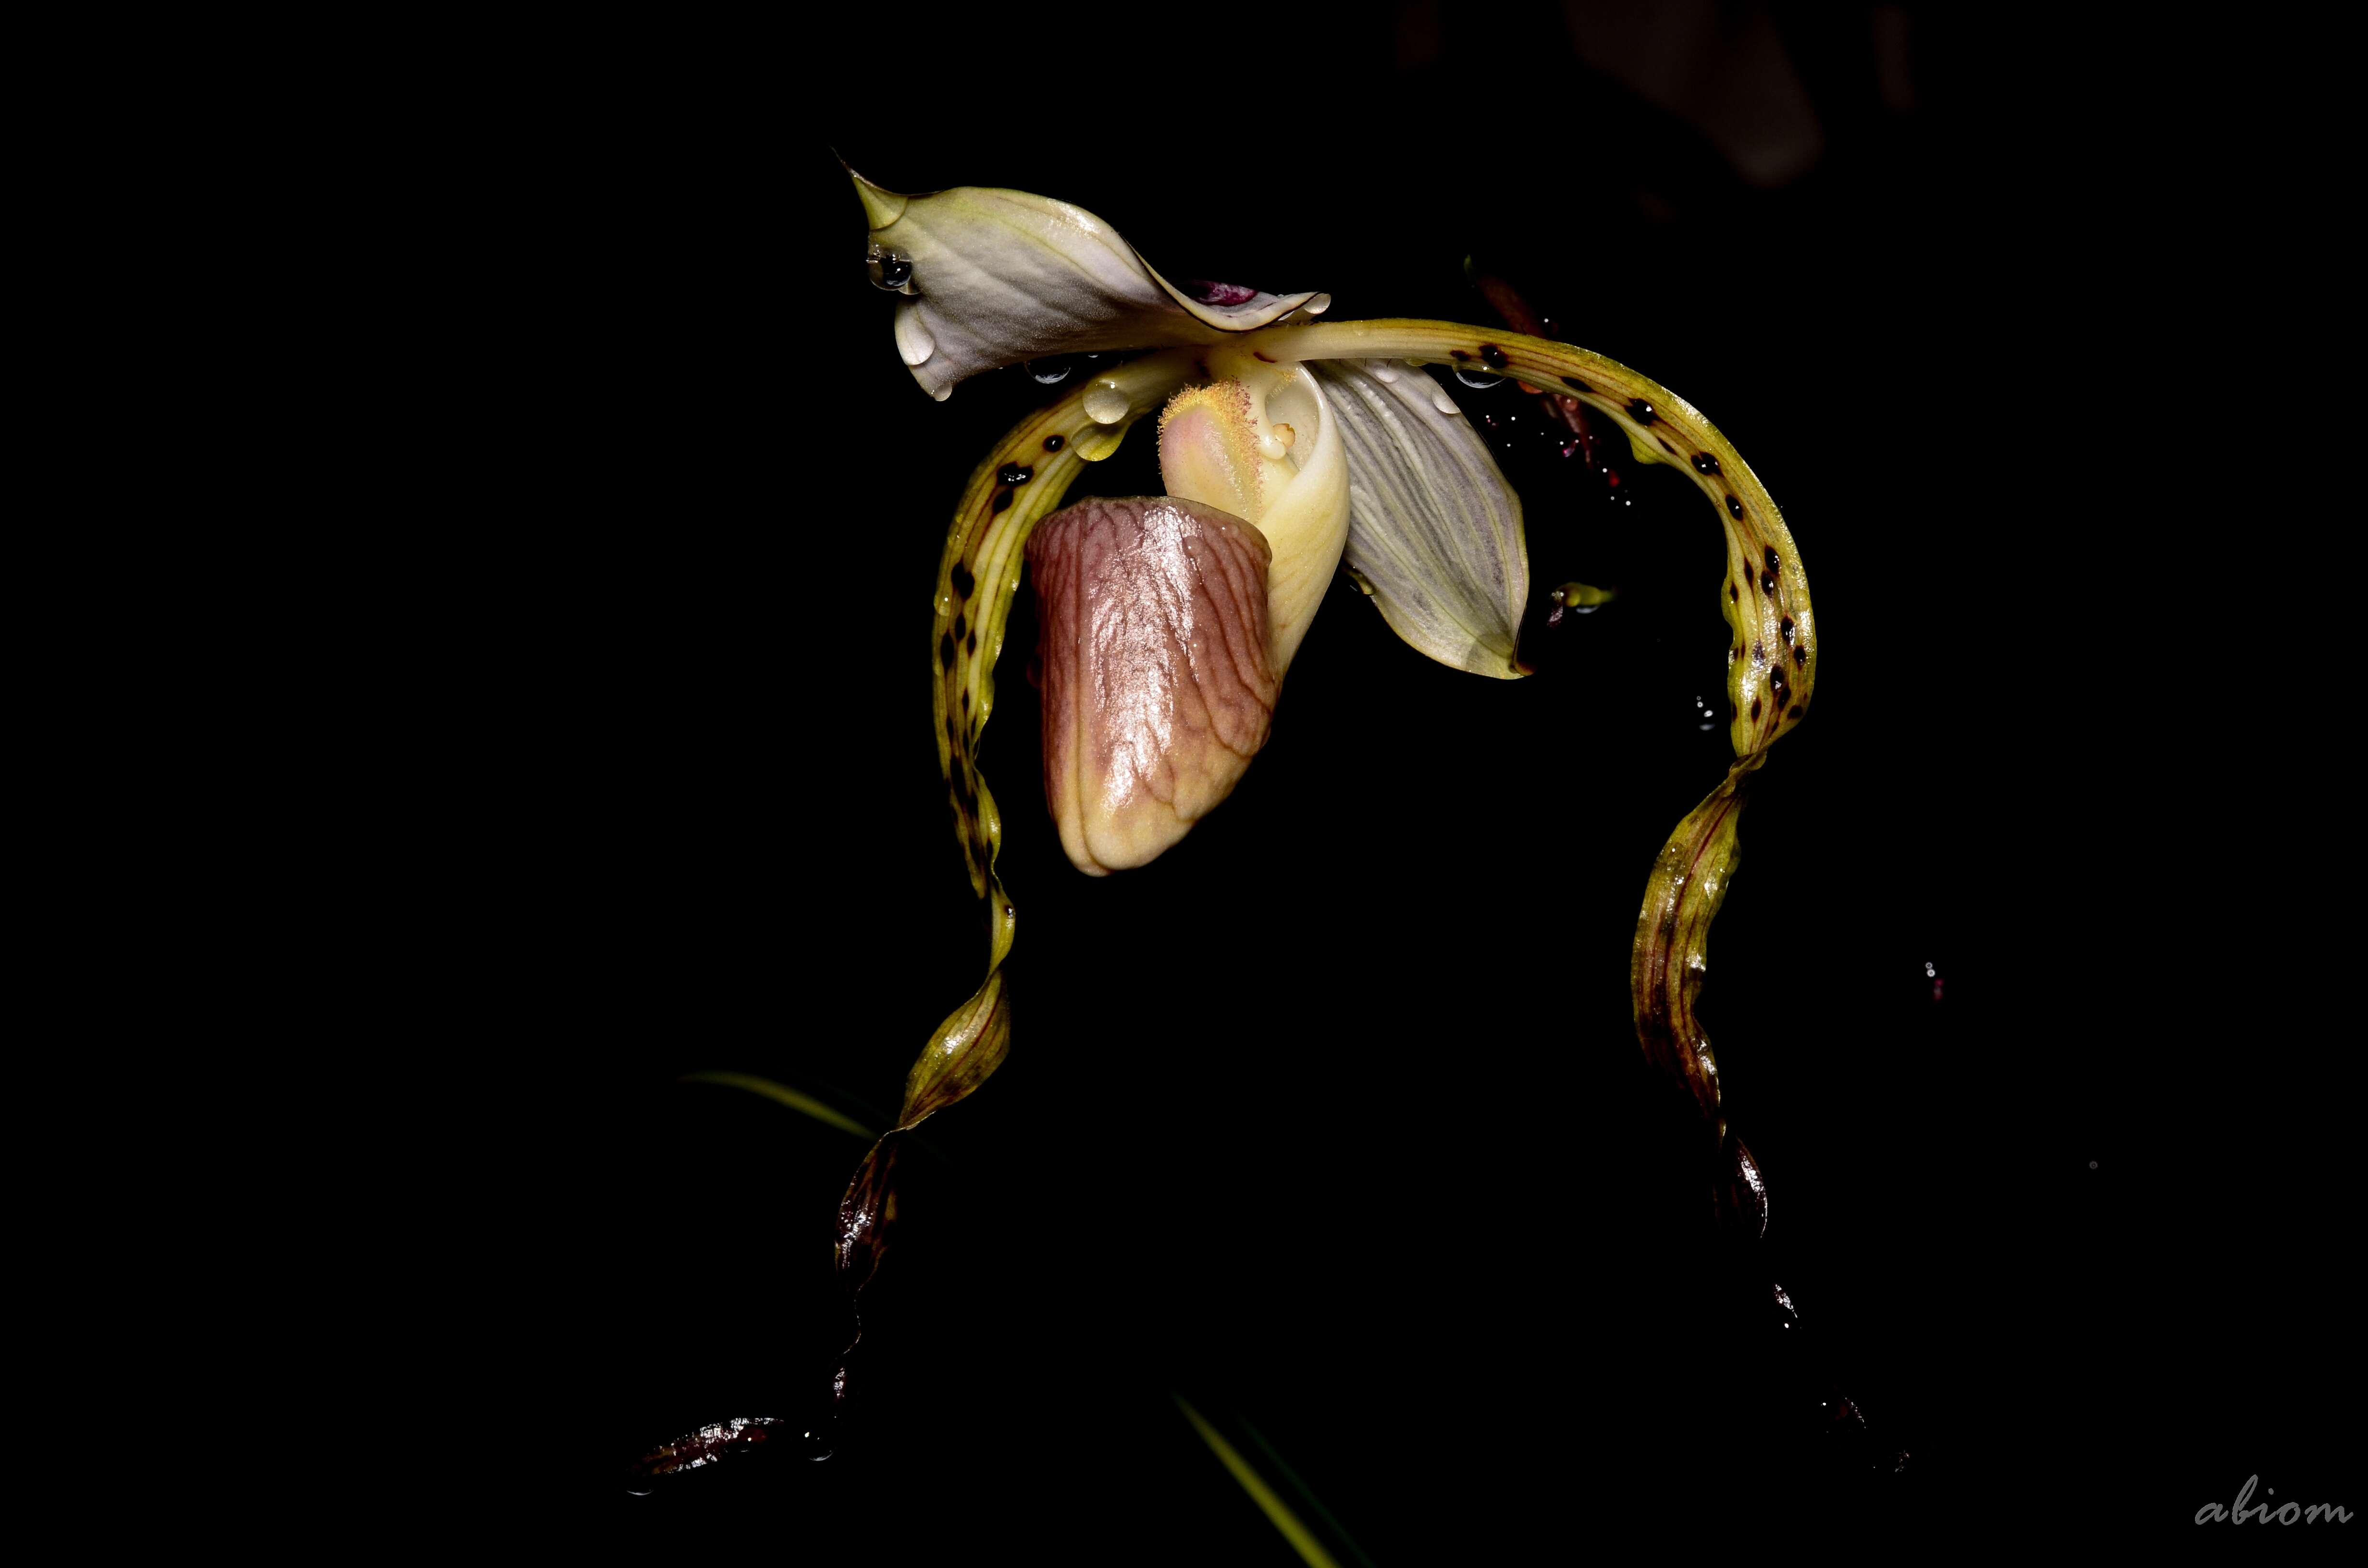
1310 359 1530 678
851 169 1322 401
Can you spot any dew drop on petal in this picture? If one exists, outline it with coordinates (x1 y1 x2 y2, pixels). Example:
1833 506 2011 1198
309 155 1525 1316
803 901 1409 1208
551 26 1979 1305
1303 293 1332 315
1454 367 1506 391
1083 380 1130 425
895 310 935 368
1370 364 1397 383
1030 360 1075 386
1428 382 1461 416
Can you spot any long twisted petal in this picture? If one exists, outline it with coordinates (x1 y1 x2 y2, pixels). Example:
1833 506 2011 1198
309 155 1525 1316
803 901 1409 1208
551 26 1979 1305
831 349 1196 1401
1245 320 1814 748
1245 320 1815 1200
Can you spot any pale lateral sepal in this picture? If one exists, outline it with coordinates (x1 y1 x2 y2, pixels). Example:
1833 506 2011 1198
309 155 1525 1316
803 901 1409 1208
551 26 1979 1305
1307 359 1530 679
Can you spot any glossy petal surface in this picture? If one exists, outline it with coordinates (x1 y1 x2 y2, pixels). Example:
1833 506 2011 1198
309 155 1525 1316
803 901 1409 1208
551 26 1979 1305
1026 497 1278 875
852 172 1318 401
1311 358 1529 678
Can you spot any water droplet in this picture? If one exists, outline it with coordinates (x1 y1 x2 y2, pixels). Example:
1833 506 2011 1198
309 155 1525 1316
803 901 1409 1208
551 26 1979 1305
1083 380 1130 425
1303 293 1332 316
894 310 935 367
1029 360 1074 386
935 590 953 617
1370 364 1397 383
1427 383 1460 416
867 252 913 291
1271 422 1295 449
1455 367 1506 391
1257 432 1287 460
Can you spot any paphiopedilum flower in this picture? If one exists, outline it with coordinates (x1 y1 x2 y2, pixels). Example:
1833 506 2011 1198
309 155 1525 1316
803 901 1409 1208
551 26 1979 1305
831 168 1820 1391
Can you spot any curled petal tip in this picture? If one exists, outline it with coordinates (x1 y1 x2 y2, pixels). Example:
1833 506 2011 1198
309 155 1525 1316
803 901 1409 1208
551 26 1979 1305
846 164 908 228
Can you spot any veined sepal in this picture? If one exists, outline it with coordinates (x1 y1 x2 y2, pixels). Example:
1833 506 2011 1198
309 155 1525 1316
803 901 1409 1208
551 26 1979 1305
1310 358 1530 678
848 168 1320 402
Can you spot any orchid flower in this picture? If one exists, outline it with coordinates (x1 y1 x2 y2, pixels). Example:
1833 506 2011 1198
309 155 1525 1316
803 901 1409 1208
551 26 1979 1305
831 168 1821 1389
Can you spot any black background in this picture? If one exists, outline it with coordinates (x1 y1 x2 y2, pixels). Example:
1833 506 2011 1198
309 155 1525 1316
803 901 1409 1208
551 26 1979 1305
470 3 2355 1553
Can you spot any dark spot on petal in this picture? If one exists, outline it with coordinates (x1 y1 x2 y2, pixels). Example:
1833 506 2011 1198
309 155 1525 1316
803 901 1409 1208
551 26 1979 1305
952 614 966 642
1042 434 1065 452
1726 494 1743 518
1780 616 1795 643
1628 399 1655 424
1730 583 1740 602
959 690 969 711
1750 698 1762 720
965 631 978 655
1753 643 1765 664
1480 344 1509 370
1449 348 1471 361
1761 571 1778 594
938 633 956 668
999 463 1033 486
991 488 1014 513
1792 645 1809 668
949 562 974 600
1692 453 1721 475
1764 547 1780 572
1788 704 1805 720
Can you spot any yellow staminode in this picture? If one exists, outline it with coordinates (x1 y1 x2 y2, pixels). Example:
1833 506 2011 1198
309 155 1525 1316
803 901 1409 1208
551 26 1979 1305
1157 380 1270 523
